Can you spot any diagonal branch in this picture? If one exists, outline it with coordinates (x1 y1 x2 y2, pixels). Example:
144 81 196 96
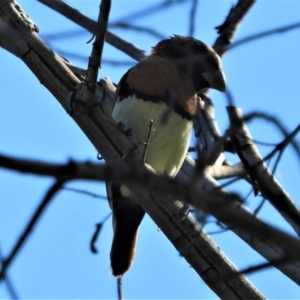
109 22 166 40
0 245 19 300
110 0 185 24
213 0 256 58
245 111 300 159
38 0 146 61
227 106 300 237
230 20 300 50
0 180 65 280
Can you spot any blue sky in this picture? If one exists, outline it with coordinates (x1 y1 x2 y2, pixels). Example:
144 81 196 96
1 0 300 299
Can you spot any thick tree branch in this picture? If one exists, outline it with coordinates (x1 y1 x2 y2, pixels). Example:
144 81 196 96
1 153 300 287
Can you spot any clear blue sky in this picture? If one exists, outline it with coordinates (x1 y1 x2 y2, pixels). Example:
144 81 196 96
1 0 300 298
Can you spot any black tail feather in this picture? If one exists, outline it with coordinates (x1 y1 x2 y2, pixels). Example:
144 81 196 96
109 183 145 277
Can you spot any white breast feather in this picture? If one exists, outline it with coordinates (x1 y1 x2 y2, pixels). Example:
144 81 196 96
112 95 192 177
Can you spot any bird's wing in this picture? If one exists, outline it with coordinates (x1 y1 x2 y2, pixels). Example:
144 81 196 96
111 56 198 118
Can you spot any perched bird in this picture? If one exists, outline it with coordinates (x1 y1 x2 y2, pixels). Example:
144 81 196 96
106 35 226 277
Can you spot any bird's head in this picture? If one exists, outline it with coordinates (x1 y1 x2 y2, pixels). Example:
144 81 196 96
151 35 226 93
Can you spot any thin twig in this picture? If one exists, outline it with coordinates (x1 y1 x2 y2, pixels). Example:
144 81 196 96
62 186 107 200
189 0 198 37
0 180 65 280
0 245 19 300
227 107 300 237
244 111 300 160
270 125 300 174
38 0 146 61
117 277 123 300
143 119 154 163
90 212 111 254
86 0 111 91
56 48 135 66
110 22 166 40
90 223 102 254
221 256 293 285
110 0 185 24
230 21 300 50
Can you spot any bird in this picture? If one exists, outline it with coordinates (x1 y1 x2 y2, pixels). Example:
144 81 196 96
106 35 226 277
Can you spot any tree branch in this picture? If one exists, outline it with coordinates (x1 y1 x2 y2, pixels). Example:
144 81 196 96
86 0 111 90
227 107 300 237
38 0 146 61
194 0 256 166
230 20 300 50
0 180 65 280
1 152 300 286
213 0 256 58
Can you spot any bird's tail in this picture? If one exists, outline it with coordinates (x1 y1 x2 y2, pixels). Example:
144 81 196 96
108 183 145 277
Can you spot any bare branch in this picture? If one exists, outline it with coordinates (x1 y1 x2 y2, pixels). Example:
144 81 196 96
0 154 265 298
109 22 166 40
246 111 300 159
208 163 246 179
230 20 300 50
227 106 300 237
117 278 123 300
195 1 256 165
85 0 111 91
180 158 300 285
110 0 185 24
0 7 80 103
0 246 19 300
1 152 300 287
188 0 198 37
38 0 146 61
56 48 134 67
0 180 65 281
213 0 256 58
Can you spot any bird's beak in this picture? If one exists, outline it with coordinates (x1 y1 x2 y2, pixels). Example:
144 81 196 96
202 70 226 92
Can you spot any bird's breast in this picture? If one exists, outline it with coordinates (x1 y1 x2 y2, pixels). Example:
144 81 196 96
112 95 192 177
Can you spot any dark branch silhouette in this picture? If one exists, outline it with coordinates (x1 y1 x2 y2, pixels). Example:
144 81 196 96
0 180 65 281
38 0 146 61
86 0 111 90
109 23 166 40
188 0 198 37
230 20 300 50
